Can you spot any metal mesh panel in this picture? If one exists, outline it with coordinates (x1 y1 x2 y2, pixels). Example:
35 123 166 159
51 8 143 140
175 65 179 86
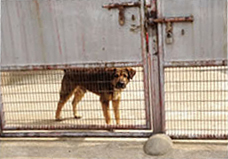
0 67 148 130
165 66 228 138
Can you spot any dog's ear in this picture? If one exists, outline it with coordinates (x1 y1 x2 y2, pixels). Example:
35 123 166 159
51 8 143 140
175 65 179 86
126 68 136 79
107 68 117 78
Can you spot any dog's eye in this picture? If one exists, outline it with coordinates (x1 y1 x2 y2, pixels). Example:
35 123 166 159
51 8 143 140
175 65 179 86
123 74 127 78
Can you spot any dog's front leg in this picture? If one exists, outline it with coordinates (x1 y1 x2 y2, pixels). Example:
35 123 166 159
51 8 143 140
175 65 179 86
101 100 111 124
112 98 120 125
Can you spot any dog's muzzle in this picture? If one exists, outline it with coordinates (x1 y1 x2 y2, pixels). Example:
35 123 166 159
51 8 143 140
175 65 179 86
116 81 126 89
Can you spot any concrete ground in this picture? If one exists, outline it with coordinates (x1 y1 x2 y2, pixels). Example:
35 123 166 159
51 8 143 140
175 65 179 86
0 138 227 159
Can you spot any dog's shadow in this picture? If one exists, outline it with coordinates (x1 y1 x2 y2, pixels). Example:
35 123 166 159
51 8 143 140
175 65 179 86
21 117 82 128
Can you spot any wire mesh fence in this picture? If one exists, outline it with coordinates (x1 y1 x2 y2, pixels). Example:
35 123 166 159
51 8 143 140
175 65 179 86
0 67 148 130
164 66 228 138
2 64 227 138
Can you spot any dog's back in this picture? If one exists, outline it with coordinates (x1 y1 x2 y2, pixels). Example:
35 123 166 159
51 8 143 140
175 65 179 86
63 68 115 95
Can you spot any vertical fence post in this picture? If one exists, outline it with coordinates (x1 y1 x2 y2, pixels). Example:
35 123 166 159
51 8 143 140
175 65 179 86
0 90 3 135
149 55 165 133
0 73 3 135
156 0 166 133
147 0 166 133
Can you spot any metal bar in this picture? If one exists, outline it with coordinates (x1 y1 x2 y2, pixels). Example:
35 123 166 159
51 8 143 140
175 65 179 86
6 118 147 122
0 90 145 95
2 132 227 139
0 5 3 134
139 0 151 130
155 0 166 133
165 110 227 112
165 80 227 83
152 15 194 23
3 125 149 131
4 108 147 113
102 2 141 9
1 131 153 138
164 60 227 67
0 83 4 135
0 81 144 85
165 100 228 102
3 99 145 104
165 90 228 93
150 57 165 133
165 68 227 73
166 119 227 122
0 62 143 71
169 134 228 140
146 0 164 133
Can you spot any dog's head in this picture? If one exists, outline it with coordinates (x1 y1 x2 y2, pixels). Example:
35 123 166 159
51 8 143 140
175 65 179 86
111 67 136 89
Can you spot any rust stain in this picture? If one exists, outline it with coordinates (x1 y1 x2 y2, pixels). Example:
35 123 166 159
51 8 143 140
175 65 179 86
150 15 194 25
34 0 47 62
15 1 20 18
49 0 63 55
81 33 89 60
102 2 141 9
81 34 85 53
102 2 141 26
17 1 29 62
118 6 125 26
56 27 63 55
165 60 227 67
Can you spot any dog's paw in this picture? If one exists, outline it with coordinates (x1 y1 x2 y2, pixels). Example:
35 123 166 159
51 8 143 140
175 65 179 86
74 116 82 119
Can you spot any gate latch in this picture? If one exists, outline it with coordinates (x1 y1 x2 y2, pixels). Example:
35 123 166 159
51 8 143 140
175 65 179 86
165 22 173 44
147 15 194 44
102 2 141 26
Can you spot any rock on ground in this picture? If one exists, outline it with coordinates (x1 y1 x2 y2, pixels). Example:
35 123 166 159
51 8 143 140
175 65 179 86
144 133 173 156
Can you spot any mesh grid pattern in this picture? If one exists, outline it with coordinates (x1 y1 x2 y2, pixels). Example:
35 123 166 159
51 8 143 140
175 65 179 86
165 66 228 137
0 67 147 130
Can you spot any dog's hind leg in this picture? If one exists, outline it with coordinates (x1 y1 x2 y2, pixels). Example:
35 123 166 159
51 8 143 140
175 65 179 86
72 87 86 119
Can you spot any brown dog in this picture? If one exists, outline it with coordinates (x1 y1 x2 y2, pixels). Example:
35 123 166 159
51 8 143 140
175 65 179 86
55 67 136 125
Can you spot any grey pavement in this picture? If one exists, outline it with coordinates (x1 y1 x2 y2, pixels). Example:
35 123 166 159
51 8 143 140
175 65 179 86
0 138 227 159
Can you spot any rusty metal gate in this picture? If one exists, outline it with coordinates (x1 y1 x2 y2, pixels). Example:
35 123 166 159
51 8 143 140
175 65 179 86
0 0 152 137
1 0 227 139
147 0 228 139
